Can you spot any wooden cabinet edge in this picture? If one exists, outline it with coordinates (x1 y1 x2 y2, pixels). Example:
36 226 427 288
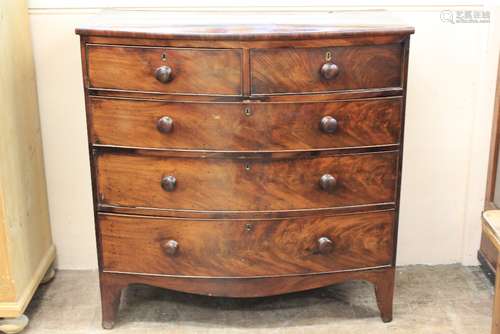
0 245 55 317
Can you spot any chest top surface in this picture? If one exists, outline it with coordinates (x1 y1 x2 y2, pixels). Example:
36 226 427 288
75 11 414 40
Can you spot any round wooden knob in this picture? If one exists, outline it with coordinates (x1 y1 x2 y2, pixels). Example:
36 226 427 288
318 237 334 254
161 239 179 256
161 175 176 192
157 116 173 134
155 65 173 83
320 63 339 80
319 174 337 192
320 116 338 134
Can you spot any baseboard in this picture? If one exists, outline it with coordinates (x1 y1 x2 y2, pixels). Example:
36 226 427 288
0 244 56 318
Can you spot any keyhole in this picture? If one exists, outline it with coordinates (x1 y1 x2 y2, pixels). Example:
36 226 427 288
325 51 332 61
244 163 251 171
244 107 252 117
245 224 253 232
161 53 167 61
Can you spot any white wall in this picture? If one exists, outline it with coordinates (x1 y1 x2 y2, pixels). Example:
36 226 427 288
27 3 500 269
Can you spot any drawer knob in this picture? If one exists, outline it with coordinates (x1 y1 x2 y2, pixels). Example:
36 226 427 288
320 116 338 134
161 175 177 192
317 237 334 254
319 174 337 192
155 65 173 83
161 239 179 256
157 116 174 134
320 63 339 80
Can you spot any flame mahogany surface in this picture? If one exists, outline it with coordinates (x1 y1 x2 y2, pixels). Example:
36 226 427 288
100 211 395 277
87 45 242 95
76 13 413 329
250 45 402 95
89 97 402 150
96 151 398 212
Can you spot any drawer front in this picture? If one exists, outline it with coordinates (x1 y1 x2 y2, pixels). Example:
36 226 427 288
87 45 242 95
90 97 401 150
96 152 398 212
100 211 395 277
251 45 402 95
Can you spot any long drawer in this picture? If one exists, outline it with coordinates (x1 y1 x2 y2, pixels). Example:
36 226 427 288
90 97 402 151
96 151 398 212
99 211 395 277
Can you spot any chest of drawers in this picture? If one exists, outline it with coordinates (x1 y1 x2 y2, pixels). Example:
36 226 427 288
76 14 413 329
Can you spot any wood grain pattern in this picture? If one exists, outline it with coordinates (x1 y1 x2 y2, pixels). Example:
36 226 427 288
99 211 394 277
94 145 399 160
96 151 398 212
99 266 393 299
483 56 500 208
482 217 500 334
251 44 402 95
99 267 395 328
479 55 500 281
76 19 413 328
87 45 242 95
494 256 500 334
77 25 414 41
480 234 499 278
0 0 55 318
88 87 404 103
98 202 395 220
85 34 411 50
90 97 402 151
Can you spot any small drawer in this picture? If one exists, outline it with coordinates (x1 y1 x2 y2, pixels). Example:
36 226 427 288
250 44 402 95
96 151 398 212
86 45 242 95
99 210 395 277
89 97 402 151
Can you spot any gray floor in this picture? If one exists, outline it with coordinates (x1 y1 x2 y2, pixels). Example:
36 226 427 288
22 265 493 334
